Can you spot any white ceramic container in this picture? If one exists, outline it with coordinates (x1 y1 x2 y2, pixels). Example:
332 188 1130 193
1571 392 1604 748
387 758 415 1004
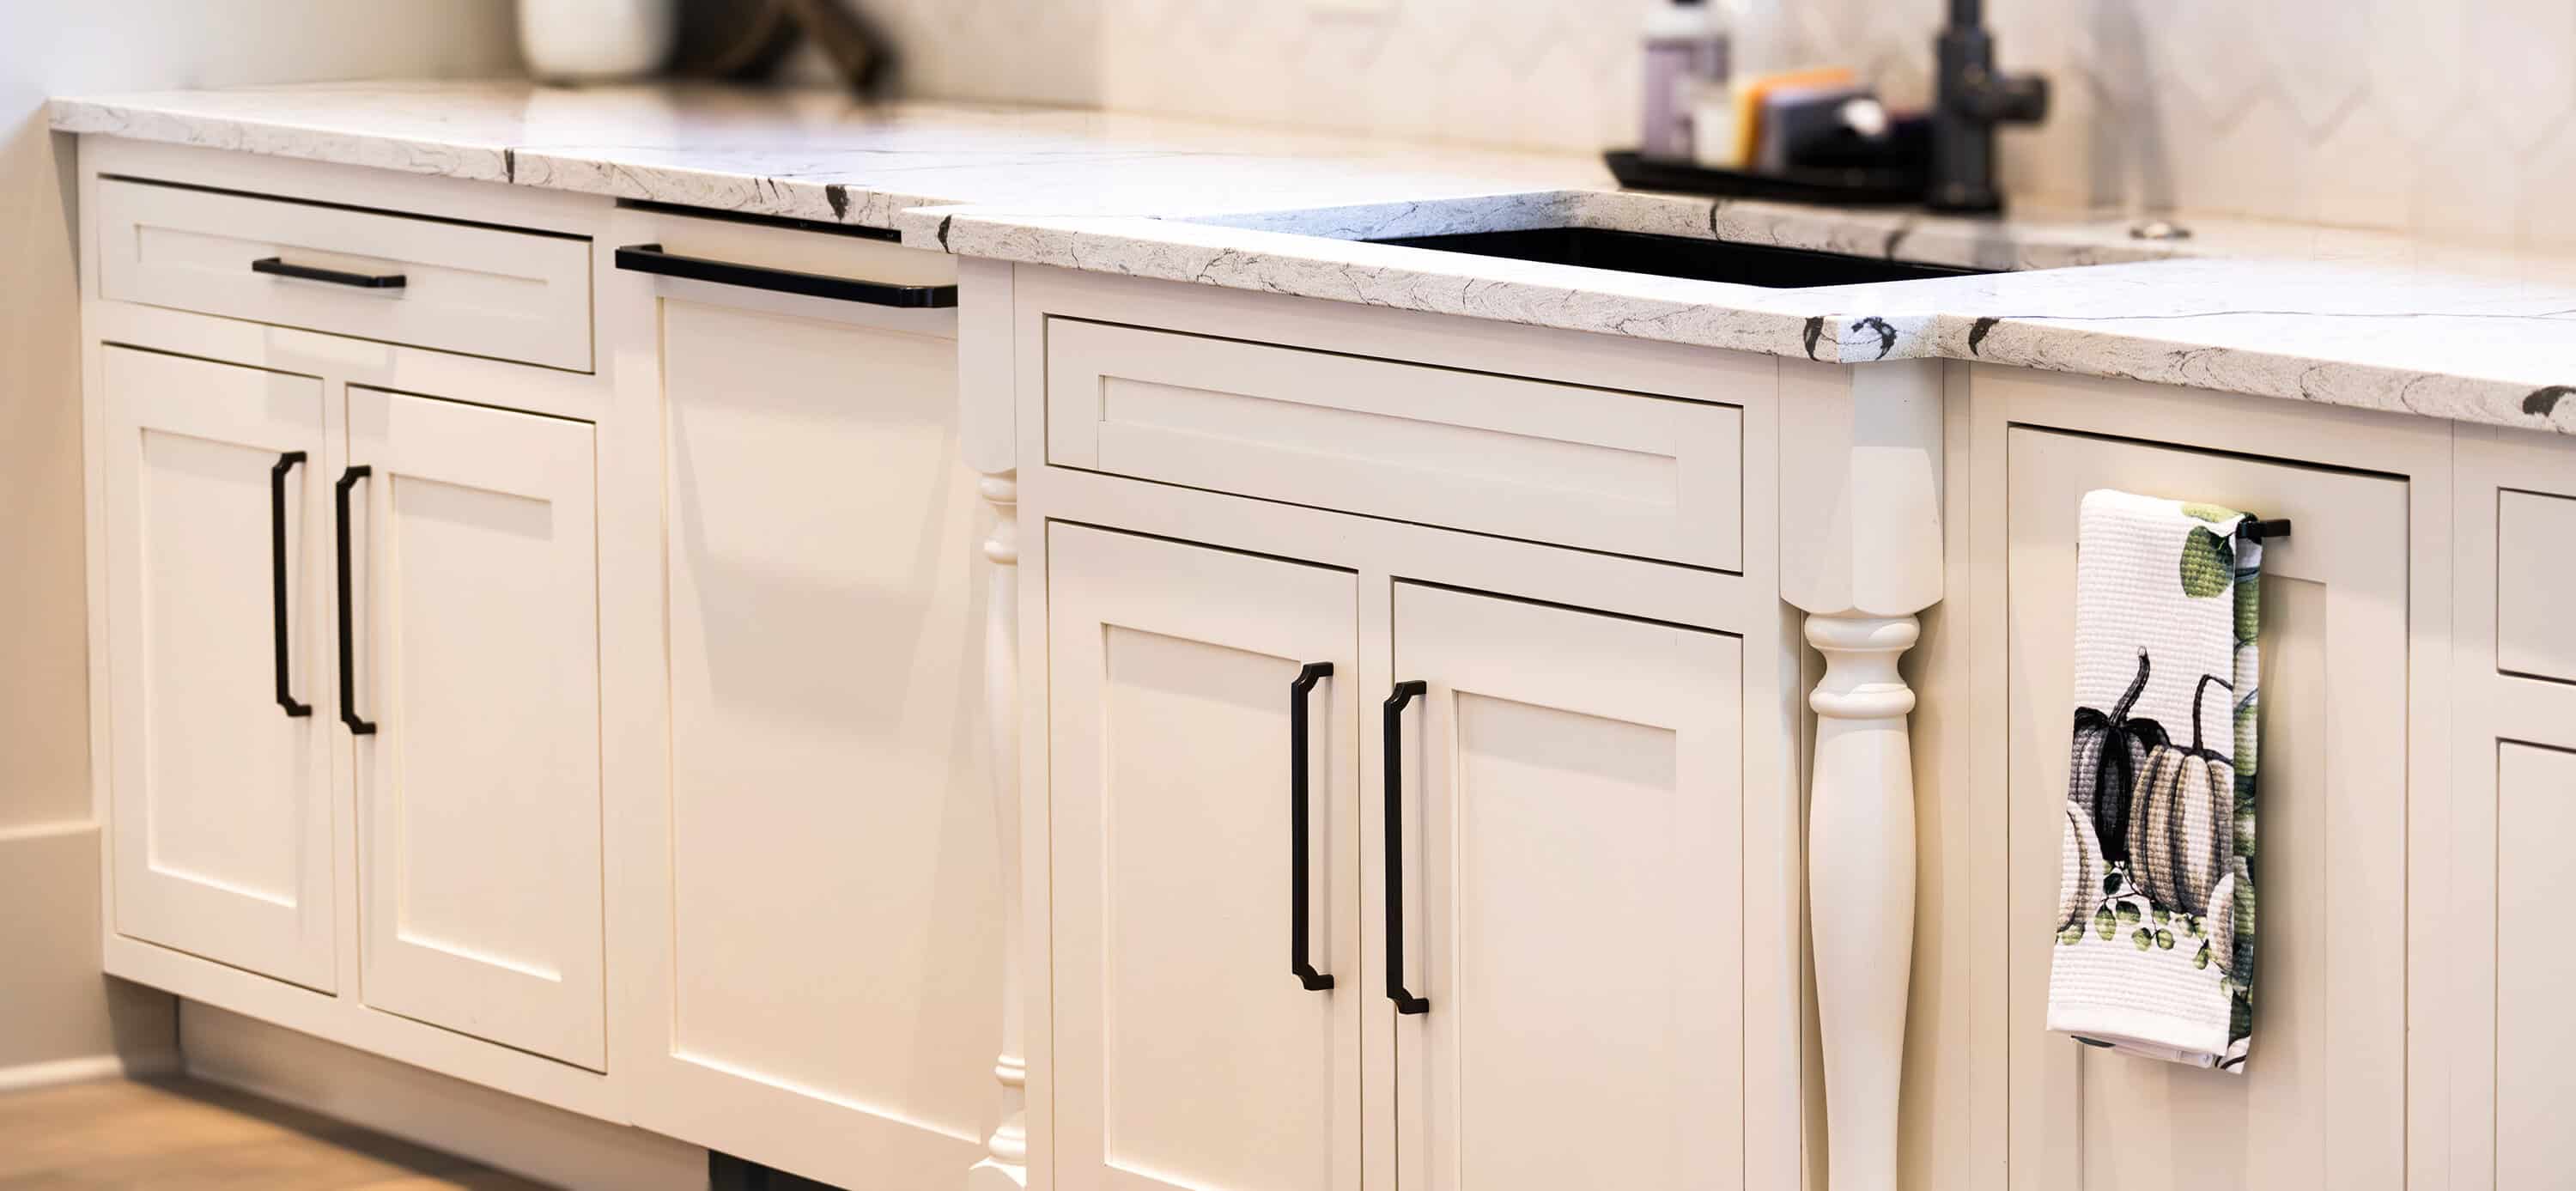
519 0 678 82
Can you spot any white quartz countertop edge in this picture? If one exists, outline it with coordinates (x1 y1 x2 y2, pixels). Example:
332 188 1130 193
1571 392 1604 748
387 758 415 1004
50 87 2576 438
906 208 2576 437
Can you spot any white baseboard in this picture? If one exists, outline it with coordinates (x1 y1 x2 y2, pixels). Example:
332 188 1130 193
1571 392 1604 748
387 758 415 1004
0 822 183 1083
0 1050 176 1094
179 1002 703 1191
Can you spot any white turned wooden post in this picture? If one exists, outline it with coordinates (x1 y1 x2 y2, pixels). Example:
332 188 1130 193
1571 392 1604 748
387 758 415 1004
958 258 1029 1191
1779 359 1944 1191
967 469 1028 1191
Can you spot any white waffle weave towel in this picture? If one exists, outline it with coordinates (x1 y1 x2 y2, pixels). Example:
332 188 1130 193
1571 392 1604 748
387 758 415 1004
2046 489 2263 1072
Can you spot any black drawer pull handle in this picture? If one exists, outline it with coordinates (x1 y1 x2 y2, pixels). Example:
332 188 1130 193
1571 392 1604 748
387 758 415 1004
252 257 407 289
1382 679 1430 1015
333 465 376 736
270 452 312 717
1291 662 1335 993
614 243 959 308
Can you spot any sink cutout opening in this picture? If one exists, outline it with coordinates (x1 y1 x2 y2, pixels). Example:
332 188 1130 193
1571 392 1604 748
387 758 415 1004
1364 227 1995 288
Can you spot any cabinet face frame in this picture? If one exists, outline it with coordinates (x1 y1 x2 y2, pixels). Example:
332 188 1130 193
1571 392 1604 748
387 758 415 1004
1003 264 1807 1191
1957 365 2454 1191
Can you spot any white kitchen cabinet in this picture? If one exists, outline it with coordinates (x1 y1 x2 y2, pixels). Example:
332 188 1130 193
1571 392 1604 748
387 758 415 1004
1388 582 1744 1191
1007 266 1782 1191
1046 525 1364 1191
2002 427 2410 1191
344 386 605 1070
79 143 632 1121
100 346 337 994
81 125 2573 1191
622 211 999 1188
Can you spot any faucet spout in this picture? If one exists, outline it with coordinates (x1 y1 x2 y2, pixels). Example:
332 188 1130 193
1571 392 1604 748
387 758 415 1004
1928 6 2047 213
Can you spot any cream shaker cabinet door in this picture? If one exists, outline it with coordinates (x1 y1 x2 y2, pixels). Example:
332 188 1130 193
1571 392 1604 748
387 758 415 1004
645 292 998 1187
2004 428 2409 1191
1387 582 1745 1191
1048 525 1364 1191
344 387 605 1070
101 347 336 992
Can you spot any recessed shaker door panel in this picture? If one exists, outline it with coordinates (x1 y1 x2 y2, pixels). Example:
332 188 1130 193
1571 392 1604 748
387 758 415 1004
650 293 997 1186
1388 582 1744 1191
102 347 335 992
2496 742 2576 1185
2496 489 2576 684
2004 428 2409 1191
1048 525 1364 1191
347 387 604 1069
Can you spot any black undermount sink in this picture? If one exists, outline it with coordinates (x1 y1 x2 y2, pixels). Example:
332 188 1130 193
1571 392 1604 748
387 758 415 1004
1364 227 1992 289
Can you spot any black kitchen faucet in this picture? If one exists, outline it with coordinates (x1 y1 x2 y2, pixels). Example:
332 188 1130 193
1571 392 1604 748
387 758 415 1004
1927 0 2050 213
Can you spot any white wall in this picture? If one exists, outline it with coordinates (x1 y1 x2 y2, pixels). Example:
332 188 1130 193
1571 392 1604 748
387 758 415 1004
0 0 519 1081
851 0 2576 247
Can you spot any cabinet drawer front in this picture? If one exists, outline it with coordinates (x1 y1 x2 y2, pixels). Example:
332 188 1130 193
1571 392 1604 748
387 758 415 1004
1045 319 1742 569
98 178 592 371
2497 489 2576 684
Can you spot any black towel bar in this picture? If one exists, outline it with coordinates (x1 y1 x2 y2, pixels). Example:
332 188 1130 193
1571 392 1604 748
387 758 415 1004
2243 519 2292 542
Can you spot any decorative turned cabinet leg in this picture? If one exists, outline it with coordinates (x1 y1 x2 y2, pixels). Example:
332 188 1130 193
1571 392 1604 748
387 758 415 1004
968 471 1029 1191
1805 614 1922 1191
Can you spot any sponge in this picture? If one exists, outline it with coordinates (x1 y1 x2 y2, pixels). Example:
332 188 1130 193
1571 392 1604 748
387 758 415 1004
1721 66 1856 169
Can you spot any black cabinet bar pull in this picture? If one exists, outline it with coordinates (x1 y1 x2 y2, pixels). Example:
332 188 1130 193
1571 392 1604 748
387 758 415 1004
270 452 312 717
333 465 376 736
251 257 407 289
1290 662 1335 993
614 243 959 308
1382 679 1430 1015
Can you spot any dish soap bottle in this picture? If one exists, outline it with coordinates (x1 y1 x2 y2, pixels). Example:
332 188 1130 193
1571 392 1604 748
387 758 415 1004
1640 0 1730 161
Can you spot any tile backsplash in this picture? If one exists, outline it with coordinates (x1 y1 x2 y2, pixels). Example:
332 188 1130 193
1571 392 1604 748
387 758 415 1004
842 0 2576 247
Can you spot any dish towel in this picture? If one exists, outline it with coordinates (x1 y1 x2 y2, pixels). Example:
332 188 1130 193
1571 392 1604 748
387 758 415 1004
2048 489 2263 1072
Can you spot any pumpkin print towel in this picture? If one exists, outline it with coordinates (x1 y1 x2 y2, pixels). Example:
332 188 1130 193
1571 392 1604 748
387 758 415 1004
2048 489 2263 1072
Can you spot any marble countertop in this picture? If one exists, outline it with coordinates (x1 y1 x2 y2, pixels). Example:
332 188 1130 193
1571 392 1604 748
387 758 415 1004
52 81 2576 435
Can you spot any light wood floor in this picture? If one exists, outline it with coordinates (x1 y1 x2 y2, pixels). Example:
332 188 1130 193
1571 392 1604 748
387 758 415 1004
0 1077 552 1189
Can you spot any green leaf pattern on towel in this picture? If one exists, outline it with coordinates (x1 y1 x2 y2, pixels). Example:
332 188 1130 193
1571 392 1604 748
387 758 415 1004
2180 526 2236 599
